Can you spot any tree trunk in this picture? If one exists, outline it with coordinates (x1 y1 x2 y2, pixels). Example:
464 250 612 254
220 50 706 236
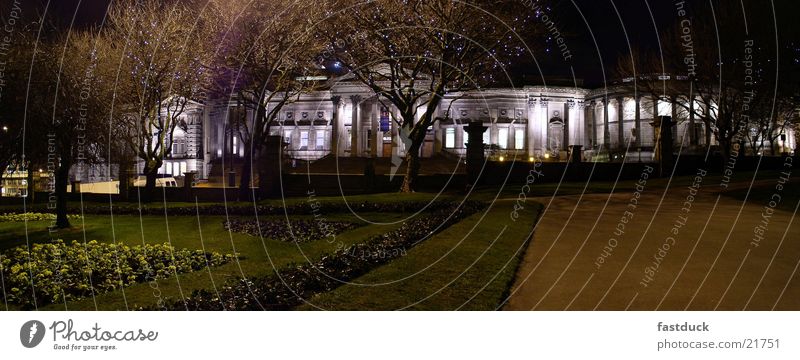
238 141 254 201
719 139 732 170
399 143 421 193
119 160 131 202
143 164 158 203
54 157 71 229
27 162 35 202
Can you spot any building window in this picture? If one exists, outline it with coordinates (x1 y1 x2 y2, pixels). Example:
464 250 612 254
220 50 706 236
445 128 455 148
172 139 185 156
300 131 309 149
498 128 508 149
515 129 524 150
483 128 490 145
315 131 325 150
284 130 292 144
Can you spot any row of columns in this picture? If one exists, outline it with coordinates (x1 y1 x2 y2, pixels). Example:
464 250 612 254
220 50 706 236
584 95 705 150
334 97 592 157
331 95 387 158
329 94 710 158
525 99 585 156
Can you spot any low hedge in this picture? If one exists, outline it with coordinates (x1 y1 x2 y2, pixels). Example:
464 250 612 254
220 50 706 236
0 240 236 308
2 200 462 217
223 219 362 243
159 201 485 310
0 213 82 222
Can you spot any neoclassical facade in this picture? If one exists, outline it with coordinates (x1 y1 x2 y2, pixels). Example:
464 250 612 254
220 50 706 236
113 77 800 181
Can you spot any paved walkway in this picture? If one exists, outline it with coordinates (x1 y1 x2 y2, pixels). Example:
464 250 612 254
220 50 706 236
505 177 800 310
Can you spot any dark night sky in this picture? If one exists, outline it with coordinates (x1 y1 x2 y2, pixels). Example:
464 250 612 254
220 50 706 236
22 0 797 87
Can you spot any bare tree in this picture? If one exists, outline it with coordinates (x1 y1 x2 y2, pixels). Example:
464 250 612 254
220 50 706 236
19 30 110 228
210 0 323 200
616 0 796 164
319 0 539 192
106 0 212 201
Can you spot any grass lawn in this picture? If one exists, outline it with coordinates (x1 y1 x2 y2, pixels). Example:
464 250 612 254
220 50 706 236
475 169 788 199
298 200 542 310
0 212 408 310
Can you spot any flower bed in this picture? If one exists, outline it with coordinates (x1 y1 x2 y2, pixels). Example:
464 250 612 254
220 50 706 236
223 219 362 243
0 213 82 222
159 201 485 310
0 240 236 308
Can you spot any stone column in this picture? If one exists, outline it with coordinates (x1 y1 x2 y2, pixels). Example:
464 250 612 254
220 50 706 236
575 101 585 146
670 95 678 147
540 99 550 152
634 96 642 148
331 96 341 157
527 98 536 156
541 100 549 153
588 100 596 148
603 99 610 149
689 93 697 146
350 95 361 157
617 97 625 149
371 100 379 157
563 102 570 150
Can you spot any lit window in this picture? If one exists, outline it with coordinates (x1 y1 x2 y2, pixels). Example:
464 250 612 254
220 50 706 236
499 128 508 149
658 99 671 116
515 129 524 150
284 130 292 144
483 128 490 145
316 131 325 150
300 131 309 149
445 128 455 148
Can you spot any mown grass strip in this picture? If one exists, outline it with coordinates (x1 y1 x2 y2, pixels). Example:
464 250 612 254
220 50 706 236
300 200 541 310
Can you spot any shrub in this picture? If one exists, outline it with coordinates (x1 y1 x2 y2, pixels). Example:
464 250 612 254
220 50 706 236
223 219 362 243
0 240 236 308
0 213 82 222
161 201 485 310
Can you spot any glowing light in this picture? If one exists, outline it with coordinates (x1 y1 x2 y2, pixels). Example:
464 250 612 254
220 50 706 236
498 156 505 162
528 156 534 162
544 153 550 159
1 126 7 132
